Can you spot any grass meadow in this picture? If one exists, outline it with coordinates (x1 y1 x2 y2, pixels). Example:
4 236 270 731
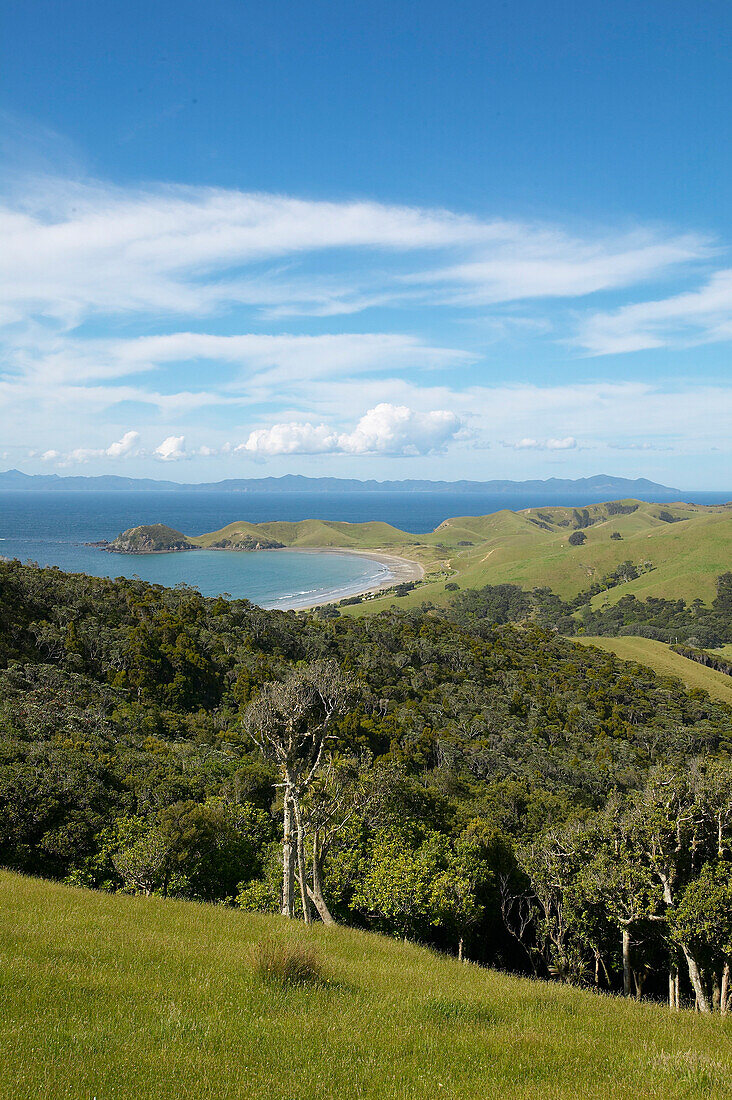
1 872 731 1099
339 501 732 615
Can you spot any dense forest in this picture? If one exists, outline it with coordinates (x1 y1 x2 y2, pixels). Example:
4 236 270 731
439 569 732 648
1 559 731 1013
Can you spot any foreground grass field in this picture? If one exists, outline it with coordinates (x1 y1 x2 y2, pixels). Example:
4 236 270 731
1 873 731 1099
573 636 732 707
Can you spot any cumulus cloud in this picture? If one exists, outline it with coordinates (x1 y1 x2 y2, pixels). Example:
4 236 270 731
339 404 463 455
154 435 187 461
36 431 141 466
29 430 225 467
244 422 336 457
105 430 139 457
242 403 463 457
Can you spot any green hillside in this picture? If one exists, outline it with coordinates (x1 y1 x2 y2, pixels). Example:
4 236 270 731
573 636 732 707
2 872 730 1100
344 500 732 614
121 500 731 613
191 517 424 552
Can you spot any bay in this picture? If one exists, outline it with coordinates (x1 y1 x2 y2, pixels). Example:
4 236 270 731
0 488 728 608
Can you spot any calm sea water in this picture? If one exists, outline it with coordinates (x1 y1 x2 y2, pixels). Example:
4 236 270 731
0 489 728 608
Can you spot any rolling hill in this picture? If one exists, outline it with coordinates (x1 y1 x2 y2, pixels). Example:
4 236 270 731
108 500 732 614
344 499 732 612
2 872 730 1100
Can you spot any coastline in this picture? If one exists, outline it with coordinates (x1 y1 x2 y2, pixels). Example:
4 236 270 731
93 539 425 609
261 547 425 611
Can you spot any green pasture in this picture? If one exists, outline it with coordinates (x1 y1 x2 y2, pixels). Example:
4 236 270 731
1 873 731 1100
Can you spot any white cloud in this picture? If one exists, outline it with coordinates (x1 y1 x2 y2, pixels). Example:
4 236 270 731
0 176 711 333
105 429 139 457
576 269 732 355
154 435 186 461
0 170 729 478
409 231 708 306
0 180 492 328
243 422 336 457
312 378 730 453
243 403 463 457
506 436 577 451
340 404 463 455
39 430 141 466
0 332 473 414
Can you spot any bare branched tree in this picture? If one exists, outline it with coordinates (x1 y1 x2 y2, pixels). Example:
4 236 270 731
243 660 350 920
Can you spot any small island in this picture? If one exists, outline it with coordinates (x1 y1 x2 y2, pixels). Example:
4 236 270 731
105 524 196 553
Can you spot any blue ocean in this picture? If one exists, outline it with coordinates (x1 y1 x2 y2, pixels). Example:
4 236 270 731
0 489 728 608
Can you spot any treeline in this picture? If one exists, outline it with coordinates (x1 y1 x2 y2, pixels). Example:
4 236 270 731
1 560 731 1011
671 643 732 678
510 761 732 1013
445 571 732 648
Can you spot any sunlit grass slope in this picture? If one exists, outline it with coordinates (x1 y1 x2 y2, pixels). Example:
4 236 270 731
1 873 731 1100
343 501 732 614
573 636 732 707
190 518 418 551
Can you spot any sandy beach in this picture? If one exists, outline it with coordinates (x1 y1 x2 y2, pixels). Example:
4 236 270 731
269 547 425 610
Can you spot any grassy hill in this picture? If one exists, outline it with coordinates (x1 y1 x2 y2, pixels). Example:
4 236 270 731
191 517 422 552
111 500 731 613
573 636 732 707
1 873 730 1100
344 499 732 614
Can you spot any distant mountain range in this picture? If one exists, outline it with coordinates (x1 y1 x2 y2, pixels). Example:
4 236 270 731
0 468 685 498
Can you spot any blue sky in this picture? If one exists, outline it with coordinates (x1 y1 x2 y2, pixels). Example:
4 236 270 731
1 0 730 486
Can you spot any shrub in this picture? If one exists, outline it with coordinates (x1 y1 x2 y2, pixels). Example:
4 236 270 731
252 936 326 987
610 531 622 540
568 531 586 546
445 582 460 591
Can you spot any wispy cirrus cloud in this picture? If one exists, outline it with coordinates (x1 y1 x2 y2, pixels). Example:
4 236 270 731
1 170 730 480
403 232 708 307
576 269 732 355
0 175 712 330
505 436 578 451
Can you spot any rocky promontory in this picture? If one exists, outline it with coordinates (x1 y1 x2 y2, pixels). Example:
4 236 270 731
106 525 195 553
